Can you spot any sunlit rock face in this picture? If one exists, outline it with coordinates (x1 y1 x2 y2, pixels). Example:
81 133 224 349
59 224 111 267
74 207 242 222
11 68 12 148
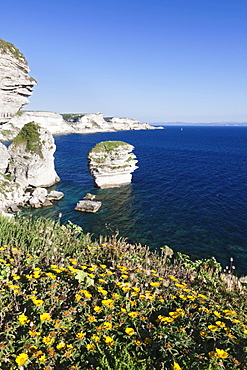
87 141 138 189
0 142 10 173
0 39 36 123
8 122 59 188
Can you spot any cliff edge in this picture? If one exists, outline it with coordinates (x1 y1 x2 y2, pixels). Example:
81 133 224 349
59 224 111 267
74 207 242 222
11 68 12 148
0 39 36 124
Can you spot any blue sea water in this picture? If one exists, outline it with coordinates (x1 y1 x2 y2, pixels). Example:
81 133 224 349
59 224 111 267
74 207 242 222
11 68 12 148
28 126 247 275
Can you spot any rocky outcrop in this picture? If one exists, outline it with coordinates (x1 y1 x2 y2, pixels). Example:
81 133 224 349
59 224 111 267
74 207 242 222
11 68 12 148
0 39 36 124
87 141 138 188
75 199 102 213
0 122 62 215
8 122 59 188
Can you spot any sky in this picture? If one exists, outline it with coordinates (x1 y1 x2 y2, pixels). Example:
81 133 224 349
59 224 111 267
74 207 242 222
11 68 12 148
1 0 247 123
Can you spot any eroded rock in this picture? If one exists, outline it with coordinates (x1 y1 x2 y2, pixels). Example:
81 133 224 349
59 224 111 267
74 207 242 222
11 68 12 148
87 141 138 188
8 122 60 188
0 38 36 123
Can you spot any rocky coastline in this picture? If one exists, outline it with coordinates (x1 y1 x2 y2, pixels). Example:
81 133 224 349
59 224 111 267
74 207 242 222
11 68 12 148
0 38 161 216
0 111 163 141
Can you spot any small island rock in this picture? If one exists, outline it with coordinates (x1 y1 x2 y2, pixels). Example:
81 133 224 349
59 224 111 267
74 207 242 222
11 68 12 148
87 141 138 189
75 199 102 213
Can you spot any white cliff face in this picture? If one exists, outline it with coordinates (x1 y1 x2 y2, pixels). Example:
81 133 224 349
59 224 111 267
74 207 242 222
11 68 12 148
0 142 10 173
9 111 74 135
8 122 59 188
70 113 113 132
87 141 138 188
106 117 156 131
0 39 36 123
0 111 163 140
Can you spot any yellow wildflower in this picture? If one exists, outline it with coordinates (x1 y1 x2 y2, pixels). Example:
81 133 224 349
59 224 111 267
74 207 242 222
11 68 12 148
76 332 86 339
125 328 135 335
15 353 29 366
150 282 160 287
39 355 47 363
169 311 180 318
18 313 30 325
215 348 228 359
40 313 52 322
213 311 221 318
88 316 96 322
42 336 54 345
92 334 100 342
104 336 114 345
128 312 139 318
208 325 218 332
169 275 178 281
103 322 112 330
94 306 103 312
86 343 96 350
56 342 66 350
173 362 182 370
215 321 225 328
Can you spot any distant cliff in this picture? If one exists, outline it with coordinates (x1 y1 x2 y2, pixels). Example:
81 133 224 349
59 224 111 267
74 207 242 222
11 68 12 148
0 39 36 124
0 111 163 140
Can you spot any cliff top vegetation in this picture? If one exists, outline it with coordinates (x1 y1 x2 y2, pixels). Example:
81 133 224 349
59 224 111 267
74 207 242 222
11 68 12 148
12 122 43 158
0 38 26 63
89 141 130 154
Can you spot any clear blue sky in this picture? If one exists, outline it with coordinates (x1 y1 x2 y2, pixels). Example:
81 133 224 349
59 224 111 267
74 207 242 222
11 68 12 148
1 0 247 123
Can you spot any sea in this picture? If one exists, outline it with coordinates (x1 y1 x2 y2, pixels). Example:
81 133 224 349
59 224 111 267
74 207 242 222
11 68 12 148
25 126 247 276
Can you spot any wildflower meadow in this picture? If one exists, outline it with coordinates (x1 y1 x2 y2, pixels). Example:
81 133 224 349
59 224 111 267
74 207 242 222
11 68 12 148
0 215 246 369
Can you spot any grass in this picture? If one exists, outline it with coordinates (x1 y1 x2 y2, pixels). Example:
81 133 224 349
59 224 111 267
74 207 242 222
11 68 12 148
0 216 246 369
88 141 129 154
0 38 26 62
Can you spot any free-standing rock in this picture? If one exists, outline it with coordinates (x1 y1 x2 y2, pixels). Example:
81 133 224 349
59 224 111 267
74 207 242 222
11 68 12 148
75 199 102 213
87 141 138 188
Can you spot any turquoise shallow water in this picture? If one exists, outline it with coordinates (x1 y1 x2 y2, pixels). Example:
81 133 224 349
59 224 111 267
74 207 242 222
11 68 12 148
26 126 247 275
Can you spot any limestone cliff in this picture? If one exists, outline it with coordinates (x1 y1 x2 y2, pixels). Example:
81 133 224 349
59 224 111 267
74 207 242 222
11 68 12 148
0 122 61 214
87 141 138 188
8 111 74 135
0 39 36 123
8 122 59 188
0 112 163 140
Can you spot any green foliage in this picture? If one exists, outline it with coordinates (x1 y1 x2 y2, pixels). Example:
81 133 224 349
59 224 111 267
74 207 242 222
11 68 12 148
0 216 246 369
61 113 85 122
89 141 129 154
0 38 26 62
12 122 43 158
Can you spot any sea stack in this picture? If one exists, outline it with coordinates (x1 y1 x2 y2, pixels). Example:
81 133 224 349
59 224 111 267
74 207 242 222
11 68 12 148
87 141 138 188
